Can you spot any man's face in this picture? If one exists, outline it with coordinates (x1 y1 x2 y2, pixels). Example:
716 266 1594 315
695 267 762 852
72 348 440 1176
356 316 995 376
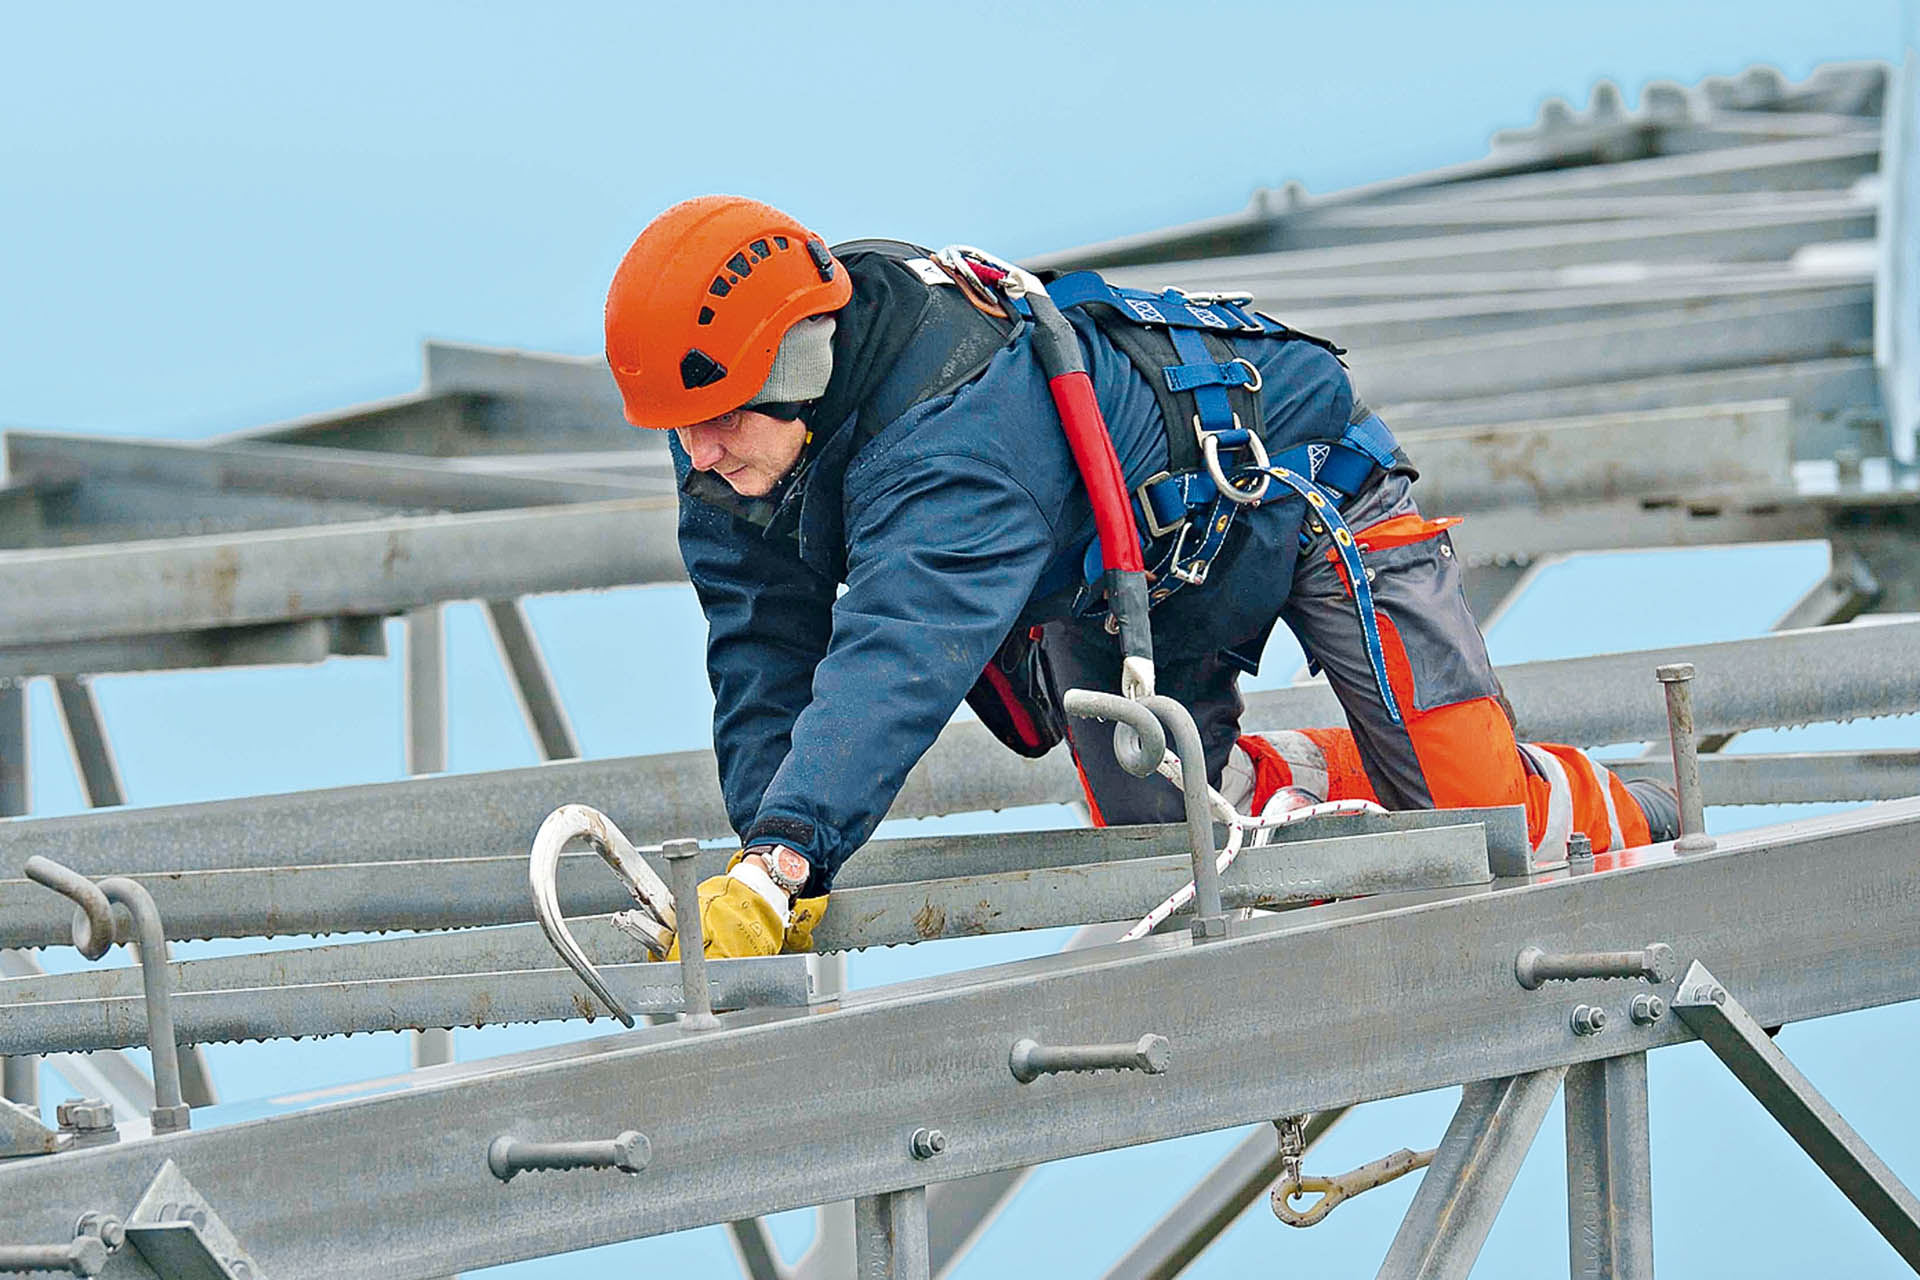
674 409 808 497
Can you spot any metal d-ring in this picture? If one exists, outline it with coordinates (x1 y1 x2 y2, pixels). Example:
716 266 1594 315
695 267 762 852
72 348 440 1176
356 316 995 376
1199 422 1272 505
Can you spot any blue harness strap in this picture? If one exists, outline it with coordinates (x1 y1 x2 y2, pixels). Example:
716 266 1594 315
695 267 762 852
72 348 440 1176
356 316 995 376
1046 271 1275 335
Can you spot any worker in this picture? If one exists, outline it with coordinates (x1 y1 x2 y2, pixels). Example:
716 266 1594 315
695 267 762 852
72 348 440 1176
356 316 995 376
602 195 1680 959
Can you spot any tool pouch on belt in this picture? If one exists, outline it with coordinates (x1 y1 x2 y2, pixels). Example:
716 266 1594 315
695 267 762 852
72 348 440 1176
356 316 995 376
965 627 1068 758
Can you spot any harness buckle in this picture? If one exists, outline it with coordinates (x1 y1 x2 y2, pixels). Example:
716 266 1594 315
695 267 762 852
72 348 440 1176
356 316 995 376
1195 413 1273 505
1168 521 1210 586
1133 471 1187 540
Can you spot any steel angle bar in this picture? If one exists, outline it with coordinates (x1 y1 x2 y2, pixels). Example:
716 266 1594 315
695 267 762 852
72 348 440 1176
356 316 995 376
0 678 24 817
0 821 1493 948
6 801 1919 1278
1564 1054 1654 1280
1672 962 1920 1265
1444 488 1917 565
1770 548 1881 631
0 616 386 681
1399 400 1792 511
1101 207 1874 289
485 599 580 761
423 341 626 412
727 1216 791 1280
0 497 681 648
1246 618 1920 746
49 677 123 809
1339 289 1871 404
1377 1070 1566 1280
856 1188 931 1280
1608 749 1920 805
0 955 812 1054
1377 356 1879 436
1102 1110 1347 1280
1025 132 1879 271
1271 273 1875 346
1878 51 1919 463
4 432 661 514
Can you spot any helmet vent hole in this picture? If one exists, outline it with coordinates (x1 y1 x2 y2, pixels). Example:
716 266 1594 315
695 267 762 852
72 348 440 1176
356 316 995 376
697 306 715 326
708 276 732 297
679 348 728 390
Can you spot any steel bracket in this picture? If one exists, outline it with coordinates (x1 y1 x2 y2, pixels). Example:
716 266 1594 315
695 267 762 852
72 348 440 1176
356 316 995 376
0 1094 70 1158
125 1159 270 1280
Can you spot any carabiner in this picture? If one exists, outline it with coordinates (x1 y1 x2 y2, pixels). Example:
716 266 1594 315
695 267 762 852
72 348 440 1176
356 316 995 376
528 804 678 1027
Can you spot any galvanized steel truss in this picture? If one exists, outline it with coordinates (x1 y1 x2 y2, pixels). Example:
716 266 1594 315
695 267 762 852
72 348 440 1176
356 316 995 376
2 56 1919 1280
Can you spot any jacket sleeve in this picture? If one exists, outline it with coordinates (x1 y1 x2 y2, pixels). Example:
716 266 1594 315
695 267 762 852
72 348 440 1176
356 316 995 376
671 440 837 841
741 447 1059 889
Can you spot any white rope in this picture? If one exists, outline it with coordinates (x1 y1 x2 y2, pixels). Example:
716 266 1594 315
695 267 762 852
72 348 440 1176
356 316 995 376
1120 755 1385 941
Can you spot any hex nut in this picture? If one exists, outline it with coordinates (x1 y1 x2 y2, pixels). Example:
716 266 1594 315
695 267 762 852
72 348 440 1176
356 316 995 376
910 1127 947 1160
1570 1004 1608 1036
1630 994 1667 1025
74 1212 125 1251
56 1098 114 1132
150 1103 192 1134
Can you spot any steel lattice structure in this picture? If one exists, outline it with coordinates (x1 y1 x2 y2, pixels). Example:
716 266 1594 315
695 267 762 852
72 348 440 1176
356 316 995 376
2 56 1919 1279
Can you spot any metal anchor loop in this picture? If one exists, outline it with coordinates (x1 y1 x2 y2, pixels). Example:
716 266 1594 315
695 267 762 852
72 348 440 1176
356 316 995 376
528 804 677 1028
1270 1144 1435 1228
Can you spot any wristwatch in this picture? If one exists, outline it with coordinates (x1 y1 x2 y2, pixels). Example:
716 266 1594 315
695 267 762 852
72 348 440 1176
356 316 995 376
744 844 810 897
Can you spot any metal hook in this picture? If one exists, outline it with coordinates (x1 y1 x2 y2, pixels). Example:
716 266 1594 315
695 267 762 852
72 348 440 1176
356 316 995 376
528 804 677 1028
1271 1145 1435 1227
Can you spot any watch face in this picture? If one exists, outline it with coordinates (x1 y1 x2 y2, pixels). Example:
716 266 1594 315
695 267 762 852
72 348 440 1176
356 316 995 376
766 846 810 888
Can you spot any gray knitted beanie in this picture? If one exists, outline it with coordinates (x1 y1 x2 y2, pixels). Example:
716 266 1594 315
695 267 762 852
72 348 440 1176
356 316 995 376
748 314 836 408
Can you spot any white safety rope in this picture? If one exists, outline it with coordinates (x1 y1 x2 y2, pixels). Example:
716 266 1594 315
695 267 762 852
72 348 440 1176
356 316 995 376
1121 755 1385 941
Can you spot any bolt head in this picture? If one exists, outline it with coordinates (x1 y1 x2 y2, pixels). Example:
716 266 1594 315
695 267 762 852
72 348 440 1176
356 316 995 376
1654 663 1696 683
1630 994 1667 1025
910 1127 948 1159
661 838 701 860
149 1103 192 1134
1571 1004 1608 1035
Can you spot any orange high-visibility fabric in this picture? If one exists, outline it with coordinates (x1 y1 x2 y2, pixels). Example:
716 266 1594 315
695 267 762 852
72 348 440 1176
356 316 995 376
1374 613 1532 815
1299 727 1378 805
1234 732 1296 813
1609 772 1653 847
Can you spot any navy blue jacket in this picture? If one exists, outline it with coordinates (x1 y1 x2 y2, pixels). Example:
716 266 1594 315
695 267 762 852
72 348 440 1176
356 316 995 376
672 263 1361 891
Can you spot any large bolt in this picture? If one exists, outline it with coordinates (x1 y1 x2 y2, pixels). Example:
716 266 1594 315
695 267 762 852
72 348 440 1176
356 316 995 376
73 1213 124 1252
1655 664 1717 854
1630 994 1667 1025
488 1130 651 1182
661 838 719 1032
910 1128 947 1160
1570 1005 1608 1036
1515 943 1674 989
1010 1034 1170 1084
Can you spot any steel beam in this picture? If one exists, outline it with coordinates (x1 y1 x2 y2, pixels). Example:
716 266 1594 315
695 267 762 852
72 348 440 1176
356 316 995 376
1102 1109 1347 1280
0 496 681 648
1339 289 1870 404
1672 961 1920 1266
0 821 1492 950
856 1188 930 1280
0 616 387 681
50 676 123 809
0 677 25 817
1105 206 1873 288
1377 1070 1567 1280
1027 134 1880 270
485 599 580 761
1608 748 1920 805
727 1216 791 1280
1563 1054 1654 1280
1877 52 1919 462
0 955 812 1052
4 432 659 513
1 801 1917 1277
1399 400 1792 511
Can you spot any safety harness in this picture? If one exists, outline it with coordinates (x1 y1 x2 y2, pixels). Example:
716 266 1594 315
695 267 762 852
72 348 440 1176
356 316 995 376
1040 271 1412 725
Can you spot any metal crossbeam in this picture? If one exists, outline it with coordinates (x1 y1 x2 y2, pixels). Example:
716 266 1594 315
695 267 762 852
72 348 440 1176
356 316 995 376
1672 962 1920 1265
1377 1070 1566 1280
3 800 1917 1278
1563 1054 1655 1279
0 821 1492 950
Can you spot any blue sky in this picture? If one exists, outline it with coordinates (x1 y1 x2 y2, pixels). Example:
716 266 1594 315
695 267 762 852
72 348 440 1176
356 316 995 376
4 3 1919 1276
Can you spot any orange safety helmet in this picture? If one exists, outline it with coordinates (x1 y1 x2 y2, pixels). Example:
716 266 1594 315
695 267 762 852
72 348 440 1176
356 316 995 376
605 195 852 430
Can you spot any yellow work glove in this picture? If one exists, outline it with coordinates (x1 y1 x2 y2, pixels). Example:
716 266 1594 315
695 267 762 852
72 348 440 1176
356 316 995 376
663 874 784 960
783 892 830 952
